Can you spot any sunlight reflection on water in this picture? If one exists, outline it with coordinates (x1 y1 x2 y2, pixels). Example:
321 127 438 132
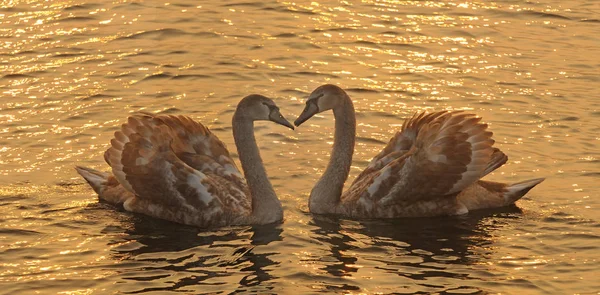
0 0 599 294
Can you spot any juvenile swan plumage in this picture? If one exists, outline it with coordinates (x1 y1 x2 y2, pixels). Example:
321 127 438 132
76 94 294 227
294 84 544 218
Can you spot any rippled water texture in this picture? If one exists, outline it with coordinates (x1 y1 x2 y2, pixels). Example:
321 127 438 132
1 1 599 294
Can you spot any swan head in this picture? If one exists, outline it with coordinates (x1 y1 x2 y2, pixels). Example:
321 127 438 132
294 84 347 126
236 94 294 130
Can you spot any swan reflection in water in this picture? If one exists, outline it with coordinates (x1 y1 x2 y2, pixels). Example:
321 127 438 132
303 206 523 293
100 206 283 294
96 201 525 294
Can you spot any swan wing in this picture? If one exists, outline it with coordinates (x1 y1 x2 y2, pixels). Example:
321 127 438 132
103 113 244 181
346 111 494 206
481 147 508 177
106 115 251 223
142 112 242 175
350 111 450 187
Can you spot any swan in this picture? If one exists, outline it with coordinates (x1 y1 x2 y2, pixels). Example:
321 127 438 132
294 84 544 218
75 94 294 227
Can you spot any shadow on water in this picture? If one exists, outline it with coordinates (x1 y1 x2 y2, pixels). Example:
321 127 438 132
100 209 283 294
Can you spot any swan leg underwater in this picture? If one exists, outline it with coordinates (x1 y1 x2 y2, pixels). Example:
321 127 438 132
294 84 544 218
76 94 294 228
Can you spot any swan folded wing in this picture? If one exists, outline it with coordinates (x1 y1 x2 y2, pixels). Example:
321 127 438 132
348 111 494 206
106 115 251 223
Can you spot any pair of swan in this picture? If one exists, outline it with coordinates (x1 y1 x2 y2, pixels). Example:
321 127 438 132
76 85 544 227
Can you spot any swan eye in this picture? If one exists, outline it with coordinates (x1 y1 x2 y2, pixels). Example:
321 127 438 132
307 93 324 105
262 102 279 112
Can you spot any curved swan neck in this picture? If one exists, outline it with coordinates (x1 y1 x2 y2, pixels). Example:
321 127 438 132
232 114 282 223
309 94 356 213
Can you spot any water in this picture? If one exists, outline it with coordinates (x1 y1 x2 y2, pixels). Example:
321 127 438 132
1 0 599 294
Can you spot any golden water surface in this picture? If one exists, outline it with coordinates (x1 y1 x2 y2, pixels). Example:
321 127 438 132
1 0 599 294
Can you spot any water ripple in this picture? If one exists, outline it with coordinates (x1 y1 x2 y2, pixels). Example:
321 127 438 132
0 0 599 293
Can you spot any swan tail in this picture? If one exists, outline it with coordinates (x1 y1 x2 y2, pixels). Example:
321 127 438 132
75 166 110 195
503 177 545 204
75 165 133 206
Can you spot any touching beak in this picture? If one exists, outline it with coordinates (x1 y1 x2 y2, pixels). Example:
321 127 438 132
269 110 295 130
294 101 319 127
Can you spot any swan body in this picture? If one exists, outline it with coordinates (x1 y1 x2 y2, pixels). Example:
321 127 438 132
294 84 544 218
76 94 294 227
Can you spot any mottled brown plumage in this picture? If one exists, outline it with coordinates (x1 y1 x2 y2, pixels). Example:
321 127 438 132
295 84 544 218
76 94 294 228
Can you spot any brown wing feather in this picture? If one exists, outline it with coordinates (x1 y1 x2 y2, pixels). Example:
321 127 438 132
481 147 508 177
351 111 454 187
105 115 251 226
343 111 494 207
134 112 242 176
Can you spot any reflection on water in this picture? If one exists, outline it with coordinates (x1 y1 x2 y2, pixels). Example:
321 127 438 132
1 0 599 294
110 221 283 294
304 210 513 293
1 183 600 293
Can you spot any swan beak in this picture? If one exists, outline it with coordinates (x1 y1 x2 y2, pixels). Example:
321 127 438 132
269 110 295 130
294 101 318 127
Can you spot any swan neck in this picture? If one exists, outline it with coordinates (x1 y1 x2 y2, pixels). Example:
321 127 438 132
232 114 282 223
310 95 356 213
